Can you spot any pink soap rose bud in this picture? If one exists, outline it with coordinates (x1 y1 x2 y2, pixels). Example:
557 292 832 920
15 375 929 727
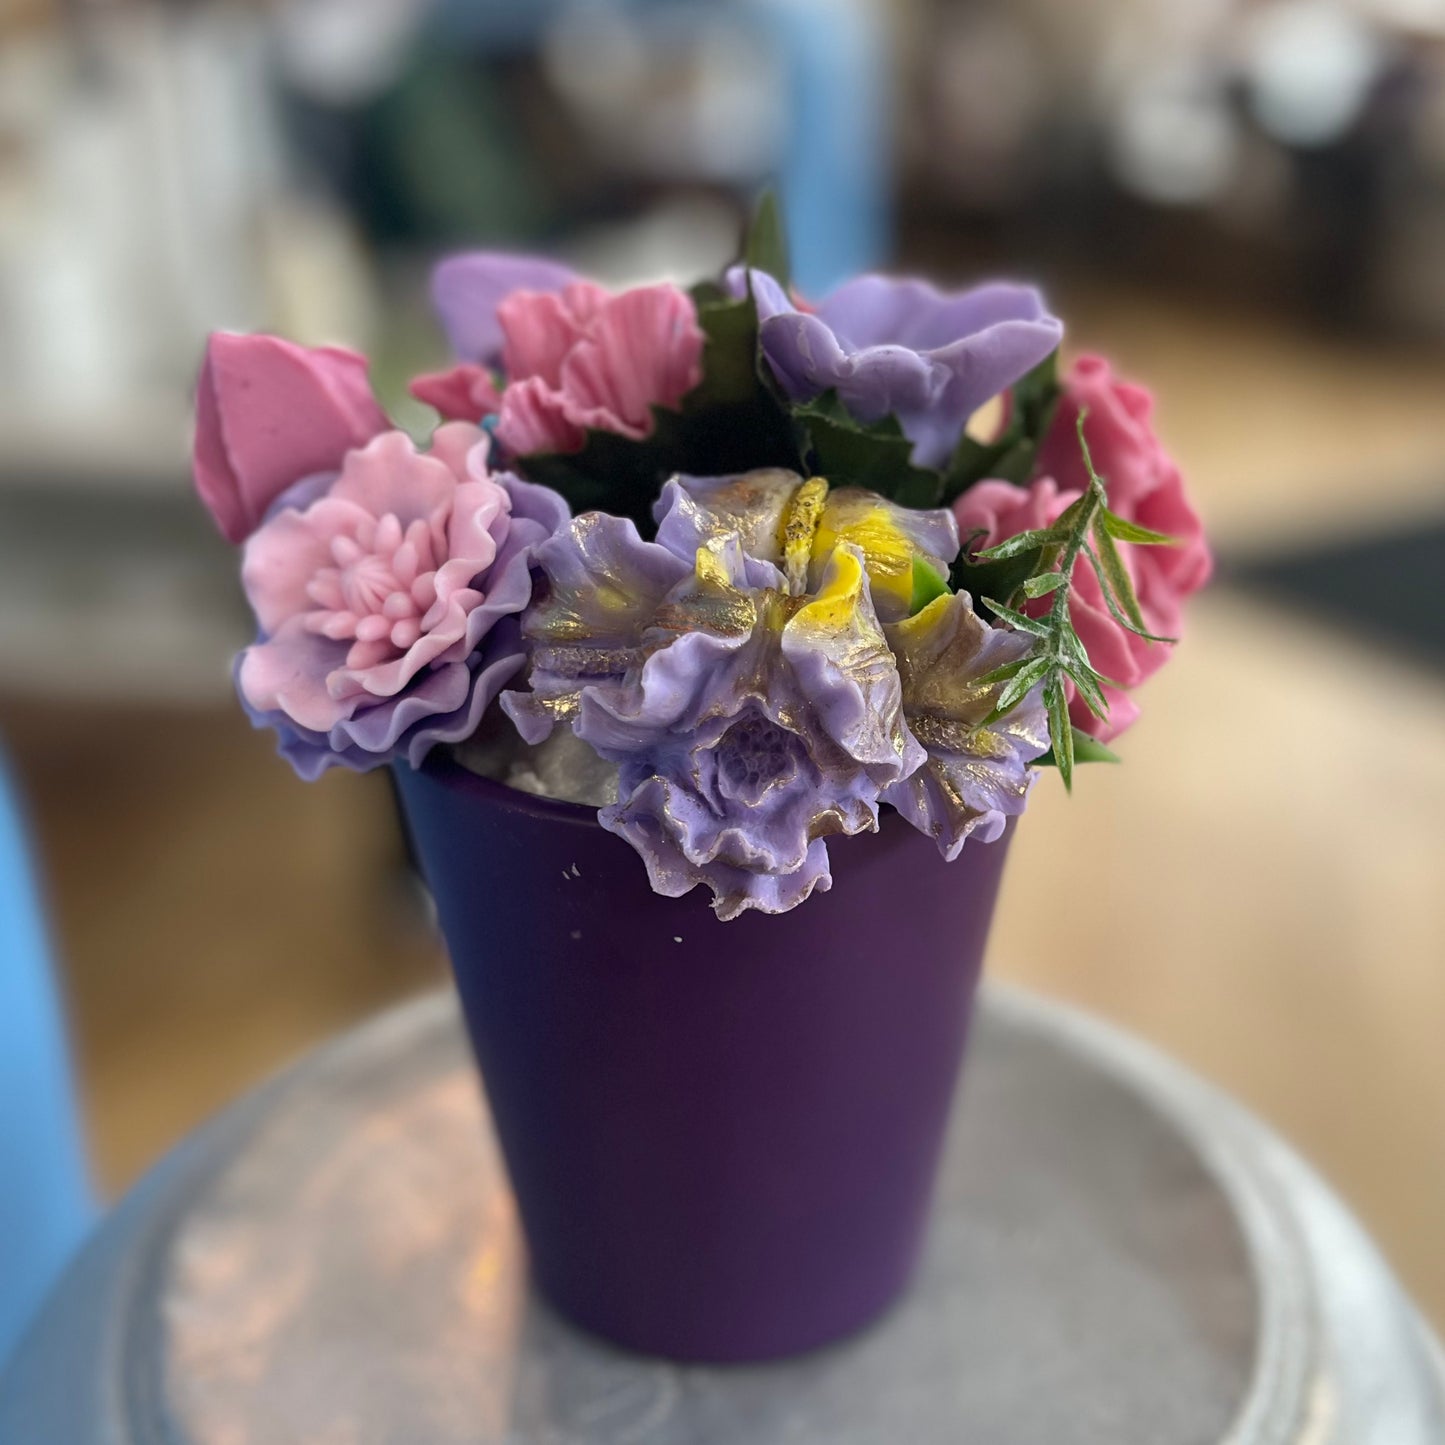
954 356 1211 743
409 363 505 423
1036 355 1212 640
193 333 390 544
491 281 705 457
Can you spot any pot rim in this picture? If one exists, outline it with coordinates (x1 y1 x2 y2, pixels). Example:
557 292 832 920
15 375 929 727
408 747 604 830
406 748 1022 850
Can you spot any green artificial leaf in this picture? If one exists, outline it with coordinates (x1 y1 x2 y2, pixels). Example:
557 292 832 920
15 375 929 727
742 189 791 289
1090 519 1147 632
1063 661 1110 719
977 656 1035 687
951 543 1045 621
1052 492 1090 535
975 526 1061 561
990 656 1051 716
689 285 769 406
518 286 801 534
1100 508 1176 546
942 348 1062 501
909 556 951 614
1019 570 1066 599
688 278 729 308
964 408 1189 793
1081 538 1178 644
1044 675 1074 792
980 598 1051 639
1032 727 1122 769
793 390 943 506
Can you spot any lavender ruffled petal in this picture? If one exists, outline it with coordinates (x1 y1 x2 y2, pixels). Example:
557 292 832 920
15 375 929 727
727 266 1062 468
511 468 1045 915
501 512 693 743
653 471 800 575
561 529 913 918
781 544 924 781
880 591 1050 858
601 782 834 922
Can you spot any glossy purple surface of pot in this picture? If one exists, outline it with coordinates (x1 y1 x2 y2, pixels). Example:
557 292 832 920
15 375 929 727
393 753 1013 1362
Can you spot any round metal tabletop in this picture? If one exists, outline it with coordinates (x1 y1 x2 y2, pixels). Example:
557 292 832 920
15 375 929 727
2 986 1441 1444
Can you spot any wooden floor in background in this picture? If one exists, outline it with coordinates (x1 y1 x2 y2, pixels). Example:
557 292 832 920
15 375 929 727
1 702 445 1190
3 286 1444 1332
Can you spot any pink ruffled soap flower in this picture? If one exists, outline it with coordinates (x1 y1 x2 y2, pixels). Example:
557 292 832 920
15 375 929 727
412 272 705 457
194 333 389 543
409 363 503 425
236 423 569 776
954 355 1212 741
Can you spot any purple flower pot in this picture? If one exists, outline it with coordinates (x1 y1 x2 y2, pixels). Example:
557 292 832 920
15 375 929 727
392 752 1014 1363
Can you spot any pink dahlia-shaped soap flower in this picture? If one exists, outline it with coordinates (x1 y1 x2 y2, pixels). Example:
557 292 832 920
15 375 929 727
236 423 568 778
415 261 705 455
193 333 390 543
954 356 1211 742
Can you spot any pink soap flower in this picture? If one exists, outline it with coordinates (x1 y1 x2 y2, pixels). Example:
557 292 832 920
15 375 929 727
236 423 569 777
194 333 390 543
409 363 504 424
954 356 1211 742
414 277 705 455
495 281 703 455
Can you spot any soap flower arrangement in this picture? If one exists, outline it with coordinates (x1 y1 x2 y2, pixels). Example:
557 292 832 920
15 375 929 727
194 200 1210 921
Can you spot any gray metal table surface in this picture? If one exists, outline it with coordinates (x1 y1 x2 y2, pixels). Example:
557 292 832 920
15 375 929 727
2 985 1442 1445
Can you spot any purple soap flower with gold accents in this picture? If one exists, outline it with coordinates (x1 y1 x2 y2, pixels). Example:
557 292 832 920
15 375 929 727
726 267 1062 469
654 469 959 623
654 469 1049 858
882 592 1050 858
504 467 1050 917
506 479 930 918
585 537 919 919
502 510 694 745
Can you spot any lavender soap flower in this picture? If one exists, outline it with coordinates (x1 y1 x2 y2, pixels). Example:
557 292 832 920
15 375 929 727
506 469 1047 918
728 267 1062 469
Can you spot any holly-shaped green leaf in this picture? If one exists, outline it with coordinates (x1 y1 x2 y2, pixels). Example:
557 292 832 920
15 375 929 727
792 390 943 506
950 541 1046 621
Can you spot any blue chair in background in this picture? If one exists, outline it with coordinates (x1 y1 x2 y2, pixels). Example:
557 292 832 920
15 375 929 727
740 0 888 295
0 756 92 1367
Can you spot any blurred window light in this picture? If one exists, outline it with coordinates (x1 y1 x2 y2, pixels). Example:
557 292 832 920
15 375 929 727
1241 0 1387 147
276 0 432 106
1361 0 1445 34
927 9 1044 206
1107 76 1240 206
542 1 784 181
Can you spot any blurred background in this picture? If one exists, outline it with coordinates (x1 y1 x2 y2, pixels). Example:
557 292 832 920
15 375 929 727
1 0 1443 1335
